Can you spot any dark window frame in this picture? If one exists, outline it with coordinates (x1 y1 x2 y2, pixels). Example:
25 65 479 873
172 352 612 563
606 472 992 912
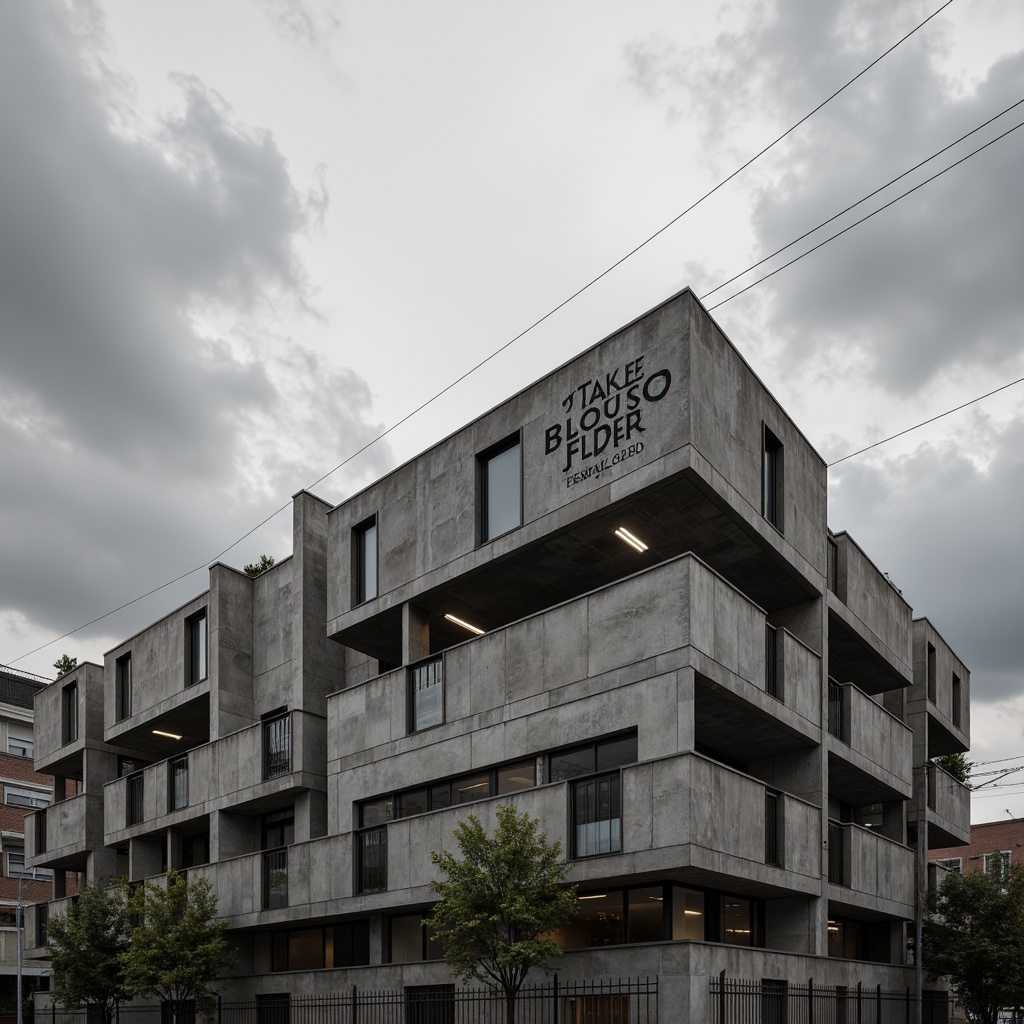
62 681 78 745
270 921 370 971
478 433 523 544
356 826 387 894
761 425 784 532
116 653 133 722
571 772 622 859
168 755 189 812
185 610 208 687
407 656 444 733
263 710 292 780
353 515 379 605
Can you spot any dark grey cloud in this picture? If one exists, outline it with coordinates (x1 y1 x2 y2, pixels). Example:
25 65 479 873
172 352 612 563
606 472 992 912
0 2 386 657
829 417 1024 705
625 1 1024 393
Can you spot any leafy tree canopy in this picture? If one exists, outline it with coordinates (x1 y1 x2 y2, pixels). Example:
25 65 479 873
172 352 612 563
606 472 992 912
924 861 1024 1024
243 554 275 577
933 753 973 786
47 880 132 1024
53 654 77 678
123 872 232 1018
425 805 578 1024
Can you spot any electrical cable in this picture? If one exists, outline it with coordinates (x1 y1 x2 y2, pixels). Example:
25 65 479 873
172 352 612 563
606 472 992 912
1 0 966 664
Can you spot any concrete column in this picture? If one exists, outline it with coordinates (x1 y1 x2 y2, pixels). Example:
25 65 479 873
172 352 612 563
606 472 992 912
213 809 255 861
86 847 122 886
402 603 430 665
129 837 164 881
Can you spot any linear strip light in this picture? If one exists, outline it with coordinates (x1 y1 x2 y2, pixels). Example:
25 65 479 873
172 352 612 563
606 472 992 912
152 729 183 740
444 613 485 635
577 894 608 900
614 527 648 553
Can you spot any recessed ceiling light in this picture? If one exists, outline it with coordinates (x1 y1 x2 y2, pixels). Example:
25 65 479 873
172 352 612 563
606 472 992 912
614 527 648 553
152 730 183 740
577 894 608 900
444 613 485 635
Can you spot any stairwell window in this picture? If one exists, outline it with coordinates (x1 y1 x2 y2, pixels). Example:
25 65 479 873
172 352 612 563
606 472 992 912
479 434 522 543
354 515 378 604
762 426 784 532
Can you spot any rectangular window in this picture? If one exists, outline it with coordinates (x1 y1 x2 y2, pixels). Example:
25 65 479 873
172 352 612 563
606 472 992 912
168 756 189 811
722 896 756 946
186 611 207 687
935 857 962 874
572 774 622 858
927 642 937 703
126 772 145 827
764 789 781 866
984 851 1011 882
6 853 52 880
390 916 443 964
4 786 51 809
182 833 209 868
36 902 49 947
408 656 444 732
263 712 292 779
118 757 138 778
562 892 624 947
952 673 962 727
764 623 781 700
263 848 289 909
497 760 536 794
480 435 522 542
116 653 133 721
762 426 783 531
261 807 294 850
358 827 387 893
7 725 33 759
35 808 47 854
354 516 378 604
62 682 78 744
826 534 839 594
550 733 638 782
672 887 705 940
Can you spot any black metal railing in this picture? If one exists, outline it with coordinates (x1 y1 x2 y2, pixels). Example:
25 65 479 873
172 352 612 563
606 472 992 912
263 714 292 780
357 827 387 894
127 772 145 827
827 679 845 740
263 848 288 909
44 978 657 1024
764 624 781 700
711 975 950 1024
828 819 846 886
764 790 781 867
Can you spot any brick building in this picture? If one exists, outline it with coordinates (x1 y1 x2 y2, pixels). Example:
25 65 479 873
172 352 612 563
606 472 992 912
931 818 1024 880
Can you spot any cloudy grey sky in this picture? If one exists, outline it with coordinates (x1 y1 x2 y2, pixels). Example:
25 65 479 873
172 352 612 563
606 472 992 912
1 0 1021 818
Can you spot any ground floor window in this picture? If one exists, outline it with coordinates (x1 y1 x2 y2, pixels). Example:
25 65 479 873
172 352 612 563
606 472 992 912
389 914 444 963
270 922 369 971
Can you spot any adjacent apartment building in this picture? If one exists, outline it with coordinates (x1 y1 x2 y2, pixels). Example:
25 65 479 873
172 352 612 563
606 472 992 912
0 664 64 1007
931 818 1024 881
24 290 972 1016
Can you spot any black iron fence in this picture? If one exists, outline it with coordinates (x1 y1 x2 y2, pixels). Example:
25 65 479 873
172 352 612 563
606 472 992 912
43 978 655 1024
710 975 950 1024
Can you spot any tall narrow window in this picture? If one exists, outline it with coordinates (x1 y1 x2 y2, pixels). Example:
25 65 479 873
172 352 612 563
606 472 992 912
927 642 937 703
762 426 783 531
186 611 207 687
480 436 522 542
354 516 378 604
168 756 189 811
408 656 444 732
572 774 621 857
952 673 962 727
62 682 78 744
263 712 292 779
116 653 133 721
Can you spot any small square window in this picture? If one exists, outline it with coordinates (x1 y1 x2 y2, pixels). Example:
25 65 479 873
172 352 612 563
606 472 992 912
354 516 378 604
116 653 133 721
186 611 207 687
762 426 784 531
480 436 522 542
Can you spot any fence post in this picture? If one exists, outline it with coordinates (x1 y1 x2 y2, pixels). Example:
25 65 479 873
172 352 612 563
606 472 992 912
553 973 559 1024
808 977 814 1024
877 984 882 1022
217 995 221 1024
856 981 862 1024
718 969 726 1024
906 986 911 1024
351 984 357 1024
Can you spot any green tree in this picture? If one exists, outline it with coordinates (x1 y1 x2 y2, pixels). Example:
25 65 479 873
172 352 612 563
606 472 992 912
243 554 275 577
53 654 77 678
425 805 578 1024
924 861 1024 1023
933 752 973 786
46 880 133 1024
123 872 232 1020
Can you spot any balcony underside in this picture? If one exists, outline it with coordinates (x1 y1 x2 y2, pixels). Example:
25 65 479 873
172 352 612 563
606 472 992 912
336 468 820 664
828 751 909 805
828 611 909 695
106 691 211 762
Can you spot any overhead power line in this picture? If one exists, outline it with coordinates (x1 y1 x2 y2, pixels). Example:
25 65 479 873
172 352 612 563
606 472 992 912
7 1 959 664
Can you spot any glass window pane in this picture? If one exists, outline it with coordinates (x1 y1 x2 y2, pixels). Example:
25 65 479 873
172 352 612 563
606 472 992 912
562 893 624 948
484 442 521 540
390 915 423 963
550 745 595 781
454 773 491 804
671 887 705 940
628 888 665 943
722 896 755 946
573 775 621 857
288 929 324 970
497 761 536 794
596 734 638 772
357 521 378 603
361 798 393 827
397 789 428 818
429 783 452 811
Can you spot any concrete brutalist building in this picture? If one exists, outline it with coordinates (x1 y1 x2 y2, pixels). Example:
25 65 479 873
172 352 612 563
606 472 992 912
24 290 972 1014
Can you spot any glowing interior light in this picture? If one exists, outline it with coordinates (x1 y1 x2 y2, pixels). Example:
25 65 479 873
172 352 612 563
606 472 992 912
444 613 485 635
152 730 183 740
578 894 608 900
614 527 648 552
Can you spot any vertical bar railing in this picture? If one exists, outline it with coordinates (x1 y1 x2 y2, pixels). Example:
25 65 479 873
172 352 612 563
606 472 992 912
127 772 144 827
828 679 845 740
263 714 292 780
828 820 846 886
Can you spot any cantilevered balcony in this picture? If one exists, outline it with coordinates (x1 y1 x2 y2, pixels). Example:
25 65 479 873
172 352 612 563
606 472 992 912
827 821 914 917
25 791 106 871
105 710 326 844
909 762 971 848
